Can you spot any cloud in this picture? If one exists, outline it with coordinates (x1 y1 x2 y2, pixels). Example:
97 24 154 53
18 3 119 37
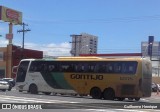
0 39 71 56
0 39 8 47
25 42 71 56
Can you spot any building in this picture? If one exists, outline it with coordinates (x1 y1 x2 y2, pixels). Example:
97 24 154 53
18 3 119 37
141 41 160 77
0 45 43 78
70 33 98 56
141 41 160 58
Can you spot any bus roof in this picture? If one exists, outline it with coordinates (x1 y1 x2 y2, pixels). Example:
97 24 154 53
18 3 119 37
20 57 145 62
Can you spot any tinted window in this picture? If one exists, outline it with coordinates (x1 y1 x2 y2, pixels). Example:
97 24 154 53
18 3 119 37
28 61 137 74
29 61 58 72
16 61 29 82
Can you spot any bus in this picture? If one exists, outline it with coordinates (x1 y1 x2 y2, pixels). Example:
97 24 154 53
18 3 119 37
13 57 152 101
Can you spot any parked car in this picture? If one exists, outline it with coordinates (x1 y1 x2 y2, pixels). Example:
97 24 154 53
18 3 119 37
152 83 157 92
2 78 15 87
0 80 9 92
157 84 160 91
151 83 160 92
0 79 13 91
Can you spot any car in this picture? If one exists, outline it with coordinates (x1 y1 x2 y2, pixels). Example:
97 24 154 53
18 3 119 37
157 84 160 91
2 78 15 87
0 80 9 92
151 83 160 92
152 83 157 92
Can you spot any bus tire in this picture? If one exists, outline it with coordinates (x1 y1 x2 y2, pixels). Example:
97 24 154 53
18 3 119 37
29 84 38 94
135 98 140 101
117 97 125 101
128 98 134 100
103 88 115 100
44 92 51 95
19 90 23 92
2 89 6 92
90 87 102 99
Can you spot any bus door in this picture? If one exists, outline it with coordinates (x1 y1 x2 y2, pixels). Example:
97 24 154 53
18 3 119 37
16 61 30 83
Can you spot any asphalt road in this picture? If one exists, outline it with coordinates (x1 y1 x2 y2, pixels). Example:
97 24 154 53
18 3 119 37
0 88 160 112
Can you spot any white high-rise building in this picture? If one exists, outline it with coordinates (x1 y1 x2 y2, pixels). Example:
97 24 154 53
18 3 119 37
141 41 160 76
70 33 98 56
141 41 160 58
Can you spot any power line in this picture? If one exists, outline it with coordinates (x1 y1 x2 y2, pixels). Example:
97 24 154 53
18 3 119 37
17 23 31 58
24 15 160 24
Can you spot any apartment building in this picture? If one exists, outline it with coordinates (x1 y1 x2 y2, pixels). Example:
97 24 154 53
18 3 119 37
70 33 98 56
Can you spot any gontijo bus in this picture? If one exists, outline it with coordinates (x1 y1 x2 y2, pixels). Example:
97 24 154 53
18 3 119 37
13 57 152 101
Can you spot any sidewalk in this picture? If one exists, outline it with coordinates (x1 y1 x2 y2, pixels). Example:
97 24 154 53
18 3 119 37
152 92 160 96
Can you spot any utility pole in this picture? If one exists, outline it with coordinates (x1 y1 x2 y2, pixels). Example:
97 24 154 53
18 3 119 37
17 23 31 59
70 34 82 56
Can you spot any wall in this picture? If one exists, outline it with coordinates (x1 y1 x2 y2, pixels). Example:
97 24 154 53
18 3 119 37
152 77 160 84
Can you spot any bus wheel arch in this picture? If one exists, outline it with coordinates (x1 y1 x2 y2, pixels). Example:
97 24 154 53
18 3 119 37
90 87 102 99
117 97 125 101
43 92 51 95
29 84 38 94
103 88 115 100
135 97 140 101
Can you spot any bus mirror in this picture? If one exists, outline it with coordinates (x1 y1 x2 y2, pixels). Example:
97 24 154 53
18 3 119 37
12 66 18 75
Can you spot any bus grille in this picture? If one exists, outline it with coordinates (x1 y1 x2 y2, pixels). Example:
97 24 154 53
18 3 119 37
121 85 135 95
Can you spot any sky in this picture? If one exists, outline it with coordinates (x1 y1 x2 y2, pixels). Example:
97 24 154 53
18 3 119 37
0 0 160 56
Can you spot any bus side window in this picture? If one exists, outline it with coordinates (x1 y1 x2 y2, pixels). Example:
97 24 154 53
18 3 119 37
66 65 74 72
122 62 137 74
98 65 105 73
114 62 122 73
48 65 55 72
128 63 137 74
108 64 113 73
122 63 127 73
89 65 96 73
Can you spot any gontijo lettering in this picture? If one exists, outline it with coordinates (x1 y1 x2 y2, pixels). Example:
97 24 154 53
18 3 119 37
70 74 103 80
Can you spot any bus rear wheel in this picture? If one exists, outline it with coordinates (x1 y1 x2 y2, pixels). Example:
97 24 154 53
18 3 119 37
135 98 140 101
29 84 38 94
103 88 115 100
117 97 125 101
43 92 51 95
90 87 102 99
128 98 134 100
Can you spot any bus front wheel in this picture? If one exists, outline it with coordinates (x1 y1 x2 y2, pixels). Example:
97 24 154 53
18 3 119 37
103 88 115 100
29 84 38 94
90 87 102 99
